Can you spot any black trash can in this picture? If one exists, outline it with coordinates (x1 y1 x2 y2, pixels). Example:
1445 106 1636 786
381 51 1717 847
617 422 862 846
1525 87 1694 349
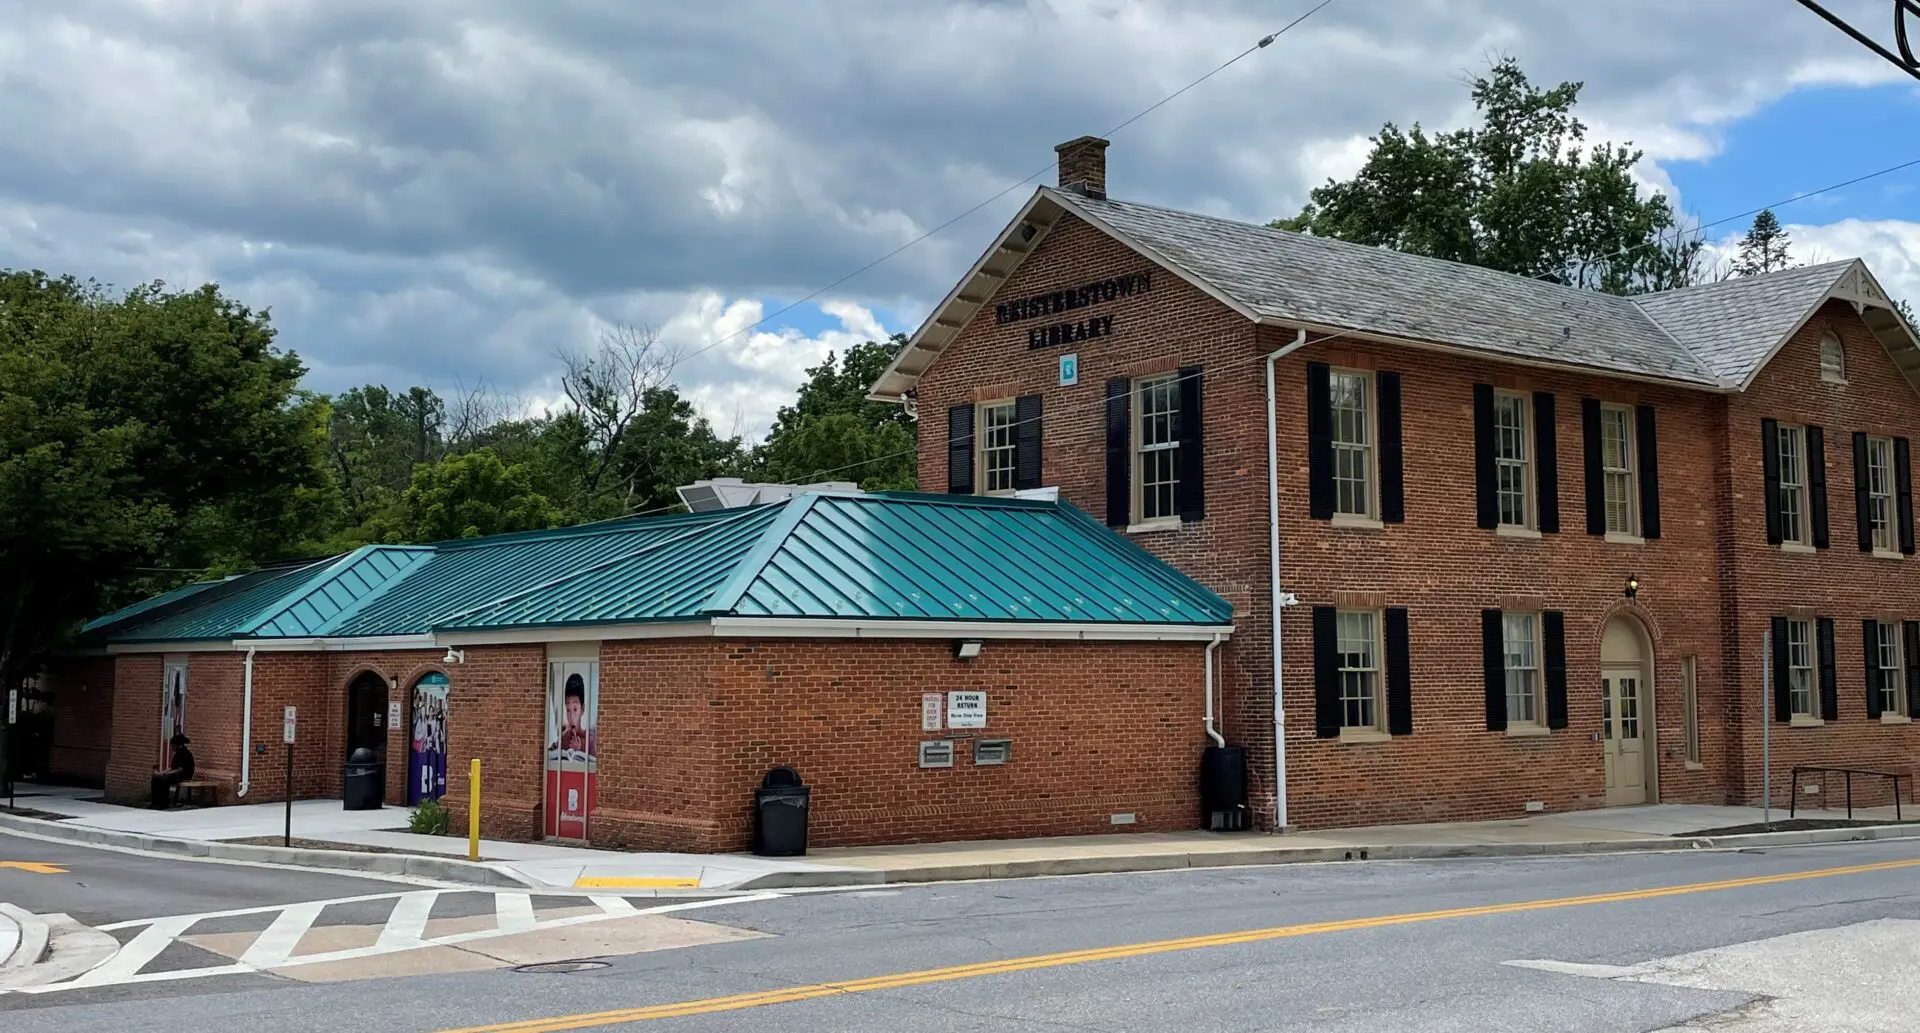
1200 745 1248 831
753 766 810 857
342 747 383 811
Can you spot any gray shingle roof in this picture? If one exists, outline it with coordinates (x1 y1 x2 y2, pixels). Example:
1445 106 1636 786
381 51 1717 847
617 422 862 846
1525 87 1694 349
1048 188 1871 389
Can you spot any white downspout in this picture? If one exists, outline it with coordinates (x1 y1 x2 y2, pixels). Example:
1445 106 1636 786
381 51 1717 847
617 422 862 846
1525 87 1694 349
1203 633 1225 748
236 646 256 797
1266 328 1310 830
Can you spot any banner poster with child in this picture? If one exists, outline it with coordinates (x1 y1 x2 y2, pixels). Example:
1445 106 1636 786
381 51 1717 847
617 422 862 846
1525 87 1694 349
408 672 450 805
543 661 598 839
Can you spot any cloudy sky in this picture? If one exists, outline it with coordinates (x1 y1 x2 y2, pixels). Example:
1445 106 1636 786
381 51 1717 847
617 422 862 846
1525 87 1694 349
2 0 1917 439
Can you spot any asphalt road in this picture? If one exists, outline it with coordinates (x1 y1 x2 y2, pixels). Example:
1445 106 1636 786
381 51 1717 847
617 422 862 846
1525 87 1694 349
6 834 1920 1031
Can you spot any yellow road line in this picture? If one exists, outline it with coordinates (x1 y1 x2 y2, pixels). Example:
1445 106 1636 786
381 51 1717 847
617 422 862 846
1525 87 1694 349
439 855 1920 1033
573 876 701 889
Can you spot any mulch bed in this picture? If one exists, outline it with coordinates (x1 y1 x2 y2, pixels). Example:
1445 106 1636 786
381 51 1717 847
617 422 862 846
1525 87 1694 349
1685 818 1920 836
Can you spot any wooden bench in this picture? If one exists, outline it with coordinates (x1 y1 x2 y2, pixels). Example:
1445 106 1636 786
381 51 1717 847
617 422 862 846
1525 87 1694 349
1789 765 1909 821
170 780 221 808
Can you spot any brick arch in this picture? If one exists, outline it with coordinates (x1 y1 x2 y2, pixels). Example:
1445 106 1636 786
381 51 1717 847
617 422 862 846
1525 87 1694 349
1593 598 1664 652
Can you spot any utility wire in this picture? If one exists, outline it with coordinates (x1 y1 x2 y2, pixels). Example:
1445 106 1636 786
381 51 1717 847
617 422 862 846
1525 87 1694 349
1792 0 1920 81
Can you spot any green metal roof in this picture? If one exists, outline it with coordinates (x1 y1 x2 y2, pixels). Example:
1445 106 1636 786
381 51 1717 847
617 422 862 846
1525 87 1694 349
85 493 1232 645
81 577 228 634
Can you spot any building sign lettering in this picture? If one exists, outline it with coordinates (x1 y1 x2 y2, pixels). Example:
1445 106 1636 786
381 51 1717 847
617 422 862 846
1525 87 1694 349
996 272 1152 326
1028 315 1112 350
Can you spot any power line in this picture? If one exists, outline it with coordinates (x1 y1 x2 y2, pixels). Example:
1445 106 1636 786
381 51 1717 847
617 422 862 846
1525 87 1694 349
661 1 1338 370
1792 0 1920 82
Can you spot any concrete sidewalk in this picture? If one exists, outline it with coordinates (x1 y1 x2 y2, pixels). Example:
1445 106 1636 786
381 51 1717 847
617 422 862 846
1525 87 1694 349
6 785 1915 892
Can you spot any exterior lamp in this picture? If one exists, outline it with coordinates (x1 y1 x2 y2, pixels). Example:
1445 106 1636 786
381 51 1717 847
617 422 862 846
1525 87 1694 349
1624 575 1639 600
955 640 983 661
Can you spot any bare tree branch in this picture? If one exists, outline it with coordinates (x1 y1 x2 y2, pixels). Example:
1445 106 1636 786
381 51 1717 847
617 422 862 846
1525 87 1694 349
556 323 682 495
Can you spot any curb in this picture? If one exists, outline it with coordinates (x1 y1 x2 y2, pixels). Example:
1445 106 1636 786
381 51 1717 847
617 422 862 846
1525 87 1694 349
0 904 50 974
731 822 1920 889
0 812 533 888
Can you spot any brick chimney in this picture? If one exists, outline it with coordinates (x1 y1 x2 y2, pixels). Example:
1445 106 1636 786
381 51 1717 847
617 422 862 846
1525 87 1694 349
1054 136 1110 199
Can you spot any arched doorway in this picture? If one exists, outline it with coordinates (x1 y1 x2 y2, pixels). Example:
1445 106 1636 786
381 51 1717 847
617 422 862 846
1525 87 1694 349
345 671 388 802
1600 616 1655 806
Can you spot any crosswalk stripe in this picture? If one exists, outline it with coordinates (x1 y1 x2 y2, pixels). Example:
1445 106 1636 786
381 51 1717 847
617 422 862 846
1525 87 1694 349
68 916 198 986
496 893 536 933
240 901 327 968
376 891 439 950
590 895 640 915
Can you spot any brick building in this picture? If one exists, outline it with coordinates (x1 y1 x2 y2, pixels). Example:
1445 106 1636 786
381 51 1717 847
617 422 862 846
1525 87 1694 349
49 491 1233 851
868 135 1920 830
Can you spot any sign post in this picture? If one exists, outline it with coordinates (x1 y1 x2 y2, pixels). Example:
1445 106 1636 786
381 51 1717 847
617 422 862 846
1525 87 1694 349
282 706 297 847
1761 630 1772 829
6 687 16 812
468 758 481 862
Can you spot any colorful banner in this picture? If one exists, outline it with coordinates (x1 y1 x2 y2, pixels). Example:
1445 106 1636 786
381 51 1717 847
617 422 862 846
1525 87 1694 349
161 662 188 768
408 672 450 805
543 660 598 839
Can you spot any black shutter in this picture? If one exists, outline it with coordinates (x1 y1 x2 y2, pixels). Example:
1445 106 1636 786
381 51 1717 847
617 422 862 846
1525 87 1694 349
1771 616 1790 723
1104 379 1130 527
1481 609 1506 731
1543 610 1569 730
1853 431 1872 551
1534 391 1560 533
1012 395 1043 492
1385 607 1413 736
1307 363 1334 519
946 405 974 495
1582 397 1605 535
1864 618 1884 719
1472 385 1498 530
1897 437 1915 555
1761 419 1782 545
1636 404 1661 539
1312 606 1341 738
1378 371 1405 524
1905 620 1920 719
1175 367 1205 522
1817 617 1839 722
1807 425 1829 549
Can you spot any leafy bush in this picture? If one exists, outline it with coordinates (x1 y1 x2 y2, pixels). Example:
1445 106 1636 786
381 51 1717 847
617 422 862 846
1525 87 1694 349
408 799 450 836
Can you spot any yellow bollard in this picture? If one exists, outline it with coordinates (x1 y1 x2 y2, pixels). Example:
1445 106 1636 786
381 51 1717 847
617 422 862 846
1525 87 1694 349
468 758 481 862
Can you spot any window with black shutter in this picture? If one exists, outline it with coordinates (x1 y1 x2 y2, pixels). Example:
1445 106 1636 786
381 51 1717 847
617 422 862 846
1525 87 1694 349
1012 395 1043 492
1378 372 1405 524
1905 621 1920 719
1806 425 1828 548
1543 611 1569 729
1481 608 1506 730
1307 363 1334 519
1472 386 1498 530
1763 418 1783 545
1534 392 1560 533
946 405 974 495
1864 618 1885 719
1312 606 1340 738
1636 404 1661 539
1582 398 1605 535
1771 616 1791 723
1898 437 1915 554
1175 367 1205 521
1853 431 1872 551
1103 379 1130 526
1817 617 1839 721
1385 607 1413 735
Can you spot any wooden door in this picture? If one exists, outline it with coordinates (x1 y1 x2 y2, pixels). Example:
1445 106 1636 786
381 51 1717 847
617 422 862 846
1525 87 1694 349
1602 668 1647 805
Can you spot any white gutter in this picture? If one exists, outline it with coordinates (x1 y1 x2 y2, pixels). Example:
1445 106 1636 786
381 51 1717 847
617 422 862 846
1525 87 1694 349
1203 633 1225 748
1266 328 1310 830
236 646 256 797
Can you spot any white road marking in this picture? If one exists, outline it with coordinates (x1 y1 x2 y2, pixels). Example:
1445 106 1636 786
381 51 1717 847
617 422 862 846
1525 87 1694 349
495 892 536 933
590 894 640 915
374 891 438 950
239 901 328 968
64 916 198 987
97 892 410 931
1503 959 1649 979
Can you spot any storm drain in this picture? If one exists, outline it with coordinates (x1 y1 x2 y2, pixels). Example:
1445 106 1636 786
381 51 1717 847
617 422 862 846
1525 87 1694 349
513 960 613 974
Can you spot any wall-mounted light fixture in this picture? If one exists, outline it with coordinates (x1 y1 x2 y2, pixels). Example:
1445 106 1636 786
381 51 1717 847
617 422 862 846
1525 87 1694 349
1624 575 1640 600
954 640 983 661
442 647 467 665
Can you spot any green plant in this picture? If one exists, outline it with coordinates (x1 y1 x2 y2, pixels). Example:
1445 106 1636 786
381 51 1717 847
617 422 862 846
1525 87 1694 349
408 799 450 836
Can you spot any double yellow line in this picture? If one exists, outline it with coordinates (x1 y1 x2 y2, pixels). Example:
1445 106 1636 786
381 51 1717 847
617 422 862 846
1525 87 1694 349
440 856 1920 1032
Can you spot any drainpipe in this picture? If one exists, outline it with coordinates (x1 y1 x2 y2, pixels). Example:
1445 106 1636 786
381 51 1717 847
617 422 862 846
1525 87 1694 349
1266 328 1310 830
1203 633 1226 747
236 646 257 797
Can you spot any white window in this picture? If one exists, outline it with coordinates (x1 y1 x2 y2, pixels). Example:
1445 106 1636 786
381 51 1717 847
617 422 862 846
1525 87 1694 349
1820 332 1846 383
1868 436 1896 552
1134 374 1180 522
1494 392 1532 528
1503 612 1541 726
1336 609 1381 731
1786 618 1814 718
1600 405 1638 535
1330 371 1374 517
1777 424 1807 545
1876 621 1905 717
977 401 1017 495
1681 655 1700 766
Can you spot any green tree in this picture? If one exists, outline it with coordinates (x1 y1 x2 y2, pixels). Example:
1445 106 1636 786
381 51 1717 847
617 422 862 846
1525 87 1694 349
390 448 560 541
753 336 916 490
326 384 450 526
1734 210 1794 275
1897 298 1916 337
1275 57 1700 294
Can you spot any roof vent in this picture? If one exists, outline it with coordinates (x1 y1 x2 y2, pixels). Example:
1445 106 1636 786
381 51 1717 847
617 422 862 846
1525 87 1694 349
676 478 863 512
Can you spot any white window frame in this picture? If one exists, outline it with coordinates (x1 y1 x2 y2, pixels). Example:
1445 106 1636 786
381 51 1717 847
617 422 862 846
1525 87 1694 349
1493 391 1533 529
1876 620 1906 718
1786 618 1815 719
976 400 1018 496
1330 370 1376 519
1336 609 1383 733
1600 404 1638 537
1868 436 1897 553
1819 332 1846 383
1777 424 1808 546
1502 612 1542 728
1681 655 1701 767
1133 374 1180 524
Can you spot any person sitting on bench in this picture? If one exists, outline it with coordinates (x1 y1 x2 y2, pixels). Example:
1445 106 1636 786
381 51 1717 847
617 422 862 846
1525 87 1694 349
150 733 195 809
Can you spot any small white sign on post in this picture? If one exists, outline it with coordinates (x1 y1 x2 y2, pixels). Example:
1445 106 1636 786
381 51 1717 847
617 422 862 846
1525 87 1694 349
947 690 987 730
387 700 402 730
6 689 15 725
282 706 297 745
921 693 943 731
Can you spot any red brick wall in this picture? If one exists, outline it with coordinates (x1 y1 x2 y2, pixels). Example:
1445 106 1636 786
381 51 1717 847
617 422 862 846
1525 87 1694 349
593 640 722 852
911 212 1918 831
1723 301 1920 809
103 654 162 802
47 656 116 785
